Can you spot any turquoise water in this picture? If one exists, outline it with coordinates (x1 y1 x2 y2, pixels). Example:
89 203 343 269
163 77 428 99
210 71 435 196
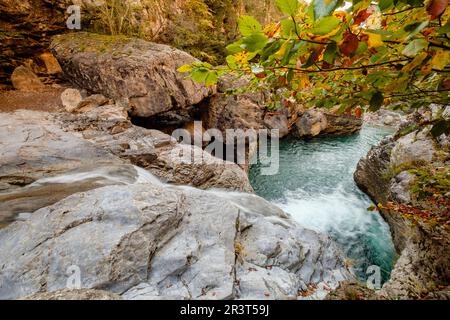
249 126 397 282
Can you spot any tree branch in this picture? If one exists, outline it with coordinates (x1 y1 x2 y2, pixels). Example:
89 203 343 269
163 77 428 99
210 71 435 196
273 59 411 73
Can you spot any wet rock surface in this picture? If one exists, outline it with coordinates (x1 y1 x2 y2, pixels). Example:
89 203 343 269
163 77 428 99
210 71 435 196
0 168 351 300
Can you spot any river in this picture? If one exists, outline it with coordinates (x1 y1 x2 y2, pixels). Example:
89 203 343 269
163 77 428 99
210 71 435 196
249 125 398 283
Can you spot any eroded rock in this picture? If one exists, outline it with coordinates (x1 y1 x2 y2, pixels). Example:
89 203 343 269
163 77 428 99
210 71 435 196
61 88 83 113
51 33 214 117
354 105 450 299
0 169 351 300
11 66 45 91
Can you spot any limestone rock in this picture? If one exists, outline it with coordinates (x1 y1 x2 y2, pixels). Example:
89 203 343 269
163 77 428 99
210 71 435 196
37 52 62 75
11 66 45 91
354 107 450 299
389 171 416 204
202 92 266 140
294 109 328 137
363 109 407 129
264 112 289 138
61 88 83 113
51 33 214 117
75 94 111 113
0 109 252 207
0 110 120 193
322 113 363 136
390 128 436 169
22 289 123 300
0 170 351 300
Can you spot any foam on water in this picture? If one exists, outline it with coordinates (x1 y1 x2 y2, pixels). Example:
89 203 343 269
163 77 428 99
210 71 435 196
249 126 398 282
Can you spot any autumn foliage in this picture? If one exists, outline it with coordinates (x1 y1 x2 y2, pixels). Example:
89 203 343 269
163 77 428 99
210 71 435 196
180 0 450 116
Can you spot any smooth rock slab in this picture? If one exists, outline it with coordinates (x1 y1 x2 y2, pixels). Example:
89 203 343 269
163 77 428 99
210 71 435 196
0 171 351 300
51 33 214 117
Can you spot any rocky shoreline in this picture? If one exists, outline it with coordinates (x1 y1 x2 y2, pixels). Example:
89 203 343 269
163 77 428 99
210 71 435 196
330 105 449 300
0 33 358 300
0 31 447 300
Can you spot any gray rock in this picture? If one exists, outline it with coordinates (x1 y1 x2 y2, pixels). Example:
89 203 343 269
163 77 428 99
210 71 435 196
0 109 252 225
51 33 214 117
61 88 83 113
322 113 363 136
390 128 436 169
354 109 450 299
0 168 350 300
294 109 328 137
0 110 120 196
390 171 416 203
264 112 289 138
75 94 111 113
364 109 407 129
22 289 122 300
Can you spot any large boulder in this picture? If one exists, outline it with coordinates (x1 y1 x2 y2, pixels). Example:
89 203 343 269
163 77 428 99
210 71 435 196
0 168 350 300
390 128 436 169
200 76 290 139
50 33 214 117
293 109 328 138
293 110 362 138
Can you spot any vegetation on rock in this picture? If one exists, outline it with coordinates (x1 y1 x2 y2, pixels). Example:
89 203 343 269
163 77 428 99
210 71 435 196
179 0 449 122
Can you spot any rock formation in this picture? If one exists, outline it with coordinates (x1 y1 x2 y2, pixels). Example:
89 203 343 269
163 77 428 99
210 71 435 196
51 33 214 118
354 105 450 299
0 160 350 300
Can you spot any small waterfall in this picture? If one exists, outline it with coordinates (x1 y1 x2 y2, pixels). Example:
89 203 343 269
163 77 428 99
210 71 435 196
250 126 398 282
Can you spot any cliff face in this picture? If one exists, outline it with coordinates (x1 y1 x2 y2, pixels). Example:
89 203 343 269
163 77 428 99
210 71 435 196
354 106 450 299
0 0 73 84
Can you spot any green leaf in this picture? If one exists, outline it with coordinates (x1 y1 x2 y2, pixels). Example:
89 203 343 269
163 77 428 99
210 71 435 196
311 16 341 35
281 19 297 37
402 39 428 57
406 0 424 6
238 16 262 37
312 0 341 20
177 64 192 73
204 72 218 86
323 42 337 64
431 119 450 137
369 91 384 111
260 41 282 60
378 0 394 11
276 0 299 16
191 68 209 83
226 40 244 54
226 55 238 68
242 33 268 52
438 21 450 34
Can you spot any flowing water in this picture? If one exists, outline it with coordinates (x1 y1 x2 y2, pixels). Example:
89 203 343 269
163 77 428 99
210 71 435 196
249 126 398 282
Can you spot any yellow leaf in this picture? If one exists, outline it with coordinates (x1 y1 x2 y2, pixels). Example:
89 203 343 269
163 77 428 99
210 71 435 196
402 52 428 73
275 41 290 57
367 32 383 48
431 49 450 70
296 74 310 88
264 23 281 38
235 51 249 65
